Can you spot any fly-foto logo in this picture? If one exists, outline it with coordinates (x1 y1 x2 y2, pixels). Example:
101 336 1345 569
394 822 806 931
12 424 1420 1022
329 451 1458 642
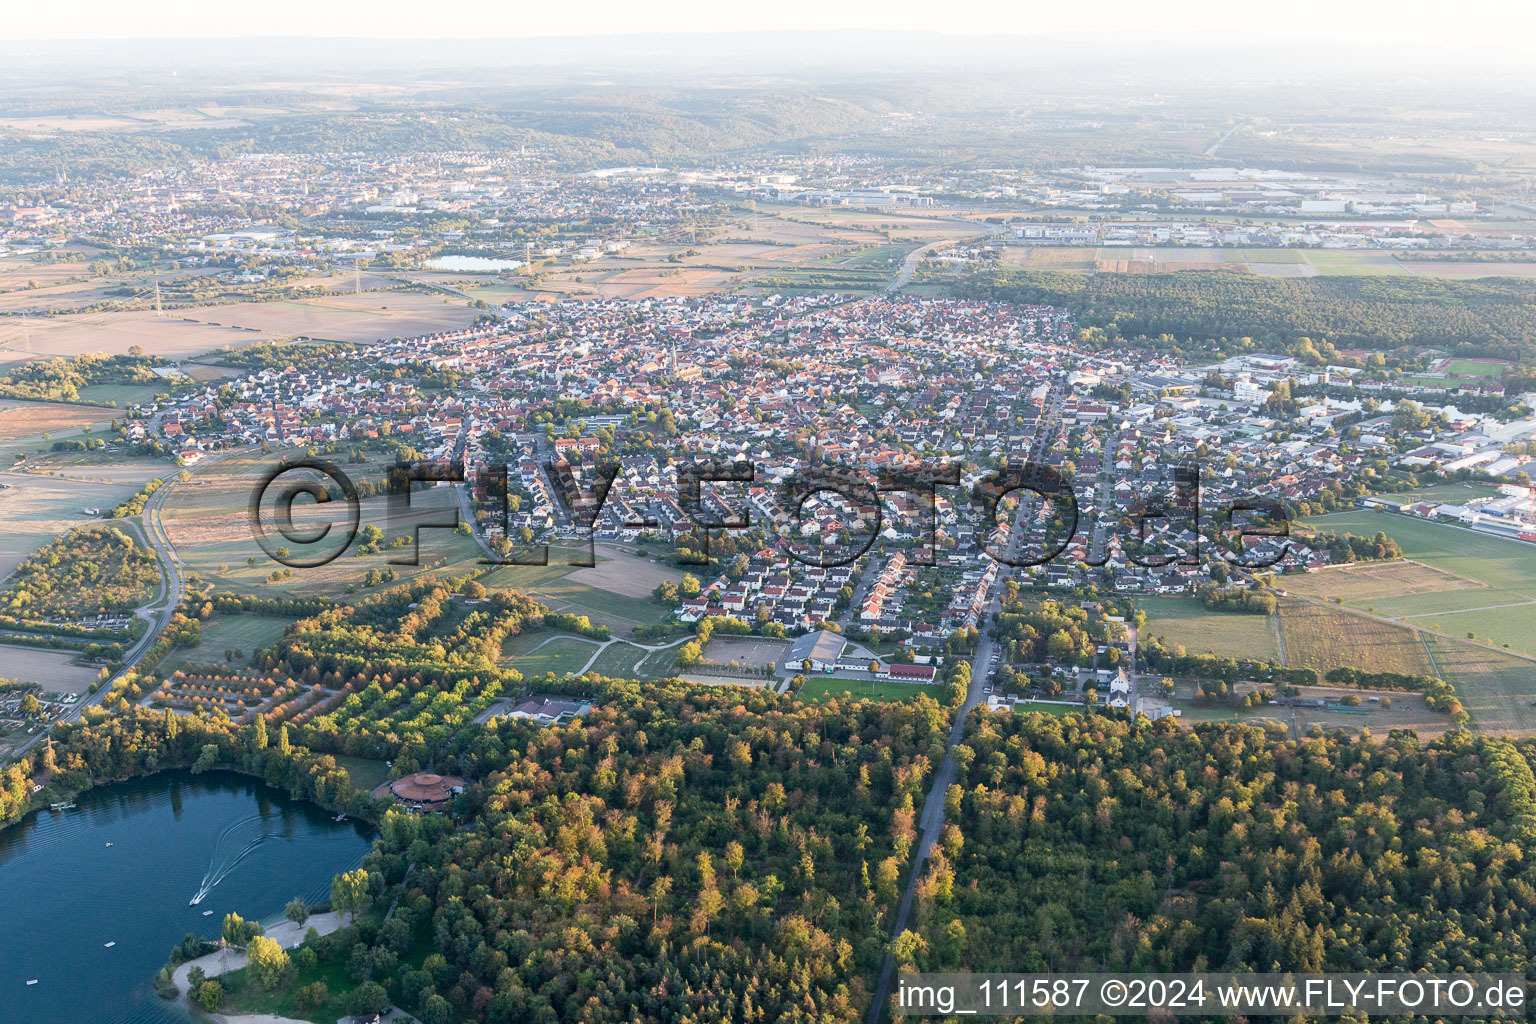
249 456 1291 570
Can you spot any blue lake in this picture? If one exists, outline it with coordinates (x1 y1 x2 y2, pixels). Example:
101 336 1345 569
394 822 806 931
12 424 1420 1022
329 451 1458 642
0 770 373 1024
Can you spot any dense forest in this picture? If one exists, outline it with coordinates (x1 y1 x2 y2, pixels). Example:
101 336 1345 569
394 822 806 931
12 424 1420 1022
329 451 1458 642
9 651 1536 1021
961 271 1536 360
904 715 1536 1006
8 678 949 1023
362 681 947 1023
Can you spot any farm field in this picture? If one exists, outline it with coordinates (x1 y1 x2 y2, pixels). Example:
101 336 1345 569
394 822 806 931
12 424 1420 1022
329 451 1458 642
1301 250 1408 276
0 401 119 443
158 453 484 600
983 246 1536 279
0 256 97 290
1301 510 1536 592
1280 560 1483 606
1277 598 1434 677
1422 635 1536 736
1401 261 1536 279
1412 602 1536 656
480 545 684 635
0 310 279 367
456 211 912 301
1137 595 1281 662
1000 246 1097 270
1239 249 1307 263
1289 512 1536 636
795 677 947 704
186 290 481 344
518 576 672 634
0 463 163 578
0 644 103 693
564 544 686 598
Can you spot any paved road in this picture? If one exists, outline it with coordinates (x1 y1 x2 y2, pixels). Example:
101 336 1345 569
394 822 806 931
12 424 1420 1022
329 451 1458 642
886 240 953 294
866 386 1085 1021
1205 119 1248 157
864 516 1025 1022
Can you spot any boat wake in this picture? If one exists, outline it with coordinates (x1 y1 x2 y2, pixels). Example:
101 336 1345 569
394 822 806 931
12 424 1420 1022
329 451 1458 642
188 815 269 906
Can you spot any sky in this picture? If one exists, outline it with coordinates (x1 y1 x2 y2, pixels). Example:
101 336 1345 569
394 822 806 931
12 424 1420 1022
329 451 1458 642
4 0 1535 54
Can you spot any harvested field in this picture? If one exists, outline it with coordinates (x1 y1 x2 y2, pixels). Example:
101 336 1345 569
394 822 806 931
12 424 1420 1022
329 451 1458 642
0 644 102 693
564 545 685 599
0 310 277 366
0 401 115 442
1277 598 1434 676
183 291 481 344
1001 247 1097 269
591 267 737 298
1281 559 1484 604
0 260 96 291
0 465 160 579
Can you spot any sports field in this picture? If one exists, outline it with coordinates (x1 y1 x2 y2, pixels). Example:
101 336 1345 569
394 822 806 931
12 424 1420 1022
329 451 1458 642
705 635 791 668
1439 359 1507 377
1372 481 1505 504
